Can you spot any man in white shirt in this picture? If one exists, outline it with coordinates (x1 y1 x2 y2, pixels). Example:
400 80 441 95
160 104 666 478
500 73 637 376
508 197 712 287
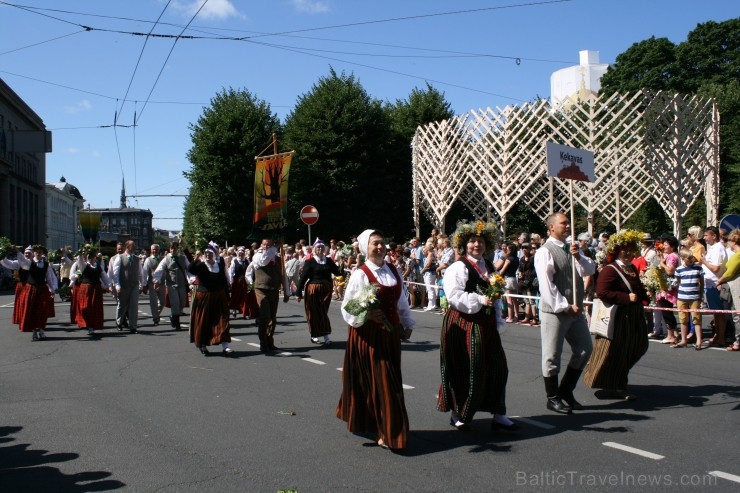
112 240 141 334
534 213 595 415
141 244 165 326
700 226 728 346
248 238 291 352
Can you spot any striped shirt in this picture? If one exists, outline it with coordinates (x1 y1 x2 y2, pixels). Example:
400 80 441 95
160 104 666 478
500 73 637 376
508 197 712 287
675 264 704 301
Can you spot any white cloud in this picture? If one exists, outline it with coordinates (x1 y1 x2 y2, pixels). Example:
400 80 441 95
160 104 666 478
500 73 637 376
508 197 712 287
65 148 80 154
63 100 92 114
291 0 330 14
170 0 241 20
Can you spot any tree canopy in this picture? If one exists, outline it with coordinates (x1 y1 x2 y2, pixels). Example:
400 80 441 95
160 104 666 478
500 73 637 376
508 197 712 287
183 88 280 247
603 18 740 231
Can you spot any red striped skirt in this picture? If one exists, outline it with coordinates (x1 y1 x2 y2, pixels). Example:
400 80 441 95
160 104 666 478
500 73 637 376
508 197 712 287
437 308 508 421
16 283 51 332
304 283 333 337
336 320 409 449
73 283 105 329
12 282 28 325
189 290 231 347
70 282 80 324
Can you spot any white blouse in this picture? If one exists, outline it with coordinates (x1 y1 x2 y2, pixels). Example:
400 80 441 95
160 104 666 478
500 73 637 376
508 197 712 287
341 259 415 329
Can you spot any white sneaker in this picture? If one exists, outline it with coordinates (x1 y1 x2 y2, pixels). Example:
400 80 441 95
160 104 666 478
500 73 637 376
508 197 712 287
423 306 437 312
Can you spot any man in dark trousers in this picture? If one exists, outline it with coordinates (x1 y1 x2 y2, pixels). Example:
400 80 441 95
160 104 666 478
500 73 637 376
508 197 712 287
248 238 290 352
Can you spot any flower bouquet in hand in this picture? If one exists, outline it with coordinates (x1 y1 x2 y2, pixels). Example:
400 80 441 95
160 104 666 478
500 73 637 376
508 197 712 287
343 283 394 332
0 236 14 260
477 273 506 315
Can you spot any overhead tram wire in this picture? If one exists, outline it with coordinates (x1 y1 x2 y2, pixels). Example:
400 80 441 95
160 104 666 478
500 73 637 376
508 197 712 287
2 0 574 66
116 0 173 120
0 29 88 56
134 0 210 126
246 39 526 103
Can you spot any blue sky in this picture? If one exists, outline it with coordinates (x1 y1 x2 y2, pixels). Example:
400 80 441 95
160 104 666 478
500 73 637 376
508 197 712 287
1 0 736 233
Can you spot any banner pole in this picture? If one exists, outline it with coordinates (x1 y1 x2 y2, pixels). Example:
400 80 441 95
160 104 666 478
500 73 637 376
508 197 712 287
570 181 577 305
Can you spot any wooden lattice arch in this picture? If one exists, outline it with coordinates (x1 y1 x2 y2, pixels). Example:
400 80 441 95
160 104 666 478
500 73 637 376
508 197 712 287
412 90 720 237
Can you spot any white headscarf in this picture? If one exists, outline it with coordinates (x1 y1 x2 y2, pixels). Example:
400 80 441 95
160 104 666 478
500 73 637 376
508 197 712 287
357 229 378 258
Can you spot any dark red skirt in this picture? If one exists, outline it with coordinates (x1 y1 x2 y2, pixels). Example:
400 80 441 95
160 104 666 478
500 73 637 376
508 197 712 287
304 283 333 337
229 277 249 315
189 290 231 347
73 283 105 329
46 292 56 319
16 284 50 332
336 320 409 449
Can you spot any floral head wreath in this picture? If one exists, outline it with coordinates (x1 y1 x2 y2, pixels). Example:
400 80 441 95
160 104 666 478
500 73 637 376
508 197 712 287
451 219 499 255
77 243 97 257
605 229 644 255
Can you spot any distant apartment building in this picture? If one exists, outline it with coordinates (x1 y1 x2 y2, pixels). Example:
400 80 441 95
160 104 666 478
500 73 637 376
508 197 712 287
46 177 85 250
0 78 51 246
91 207 154 249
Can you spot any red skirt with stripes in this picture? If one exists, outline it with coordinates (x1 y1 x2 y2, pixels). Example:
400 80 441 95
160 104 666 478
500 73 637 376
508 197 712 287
73 283 105 329
70 282 80 324
303 283 333 337
12 282 27 325
15 284 51 332
437 308 508 421
336 320 409 449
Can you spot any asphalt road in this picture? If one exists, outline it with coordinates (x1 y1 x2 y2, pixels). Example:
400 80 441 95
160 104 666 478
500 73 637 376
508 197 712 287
1 291 739 492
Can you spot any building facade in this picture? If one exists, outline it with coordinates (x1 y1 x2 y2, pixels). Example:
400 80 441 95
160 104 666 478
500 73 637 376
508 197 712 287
91 207 154 250
0 78 51 246
550 50 610 109
46 177 85 251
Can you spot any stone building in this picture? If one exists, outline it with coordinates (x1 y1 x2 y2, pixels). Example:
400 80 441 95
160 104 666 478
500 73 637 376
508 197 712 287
46 176 85 250
0 78 51 246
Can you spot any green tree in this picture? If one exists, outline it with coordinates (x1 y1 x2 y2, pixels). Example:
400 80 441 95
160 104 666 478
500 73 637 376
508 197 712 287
283 68 395 241
385 83 455 238
600 37 677 94
183 88 281 247
599 19 740 222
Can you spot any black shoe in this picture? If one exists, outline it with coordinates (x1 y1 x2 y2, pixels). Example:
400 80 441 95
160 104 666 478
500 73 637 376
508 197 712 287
449 416 468 430
199 346 210 356
546 396 572 414
117 324 124 332
129 328 138 334
223 348 235 357
310 337 321 344
153 318 159 326
560 392 584 410
491 419 522 432
32 332 39 341
321 340 332 348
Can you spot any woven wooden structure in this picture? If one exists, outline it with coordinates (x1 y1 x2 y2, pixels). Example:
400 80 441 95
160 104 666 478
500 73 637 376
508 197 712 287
412 90 720 238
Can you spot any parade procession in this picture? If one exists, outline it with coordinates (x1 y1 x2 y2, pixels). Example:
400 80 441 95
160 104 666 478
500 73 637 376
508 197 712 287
1 2 738 491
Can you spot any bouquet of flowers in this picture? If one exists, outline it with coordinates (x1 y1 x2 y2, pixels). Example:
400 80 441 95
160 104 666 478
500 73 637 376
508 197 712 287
0 236 15 260
343 283 394 332
477 273 506 314
47 248 63 264
640 268 663 298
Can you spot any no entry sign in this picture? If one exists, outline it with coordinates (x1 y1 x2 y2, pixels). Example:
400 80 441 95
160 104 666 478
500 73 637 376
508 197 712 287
300 205 319 225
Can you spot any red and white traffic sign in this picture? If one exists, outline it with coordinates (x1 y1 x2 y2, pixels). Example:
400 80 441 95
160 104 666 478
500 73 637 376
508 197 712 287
300 205 319 225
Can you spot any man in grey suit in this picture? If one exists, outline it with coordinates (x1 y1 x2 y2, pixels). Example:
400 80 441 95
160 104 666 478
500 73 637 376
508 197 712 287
113 240 141 334
534 212 595 414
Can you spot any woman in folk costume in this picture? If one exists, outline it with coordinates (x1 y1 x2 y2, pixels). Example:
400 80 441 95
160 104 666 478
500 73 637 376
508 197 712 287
337 230 415 451
228 246 250 318
10 245 57 340
0 245 33 326
70 244 112 338
187 241 234 356
583 230 650 400
438 220 519 432
296 238 341 347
